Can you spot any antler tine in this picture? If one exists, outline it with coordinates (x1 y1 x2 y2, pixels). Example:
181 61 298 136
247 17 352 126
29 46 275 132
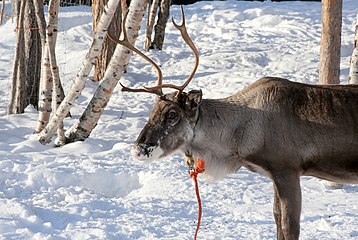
107 9 163 95
167 5 199 94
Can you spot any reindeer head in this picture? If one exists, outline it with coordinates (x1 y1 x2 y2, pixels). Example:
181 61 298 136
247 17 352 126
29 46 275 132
131 90 202 161
108 6 200 161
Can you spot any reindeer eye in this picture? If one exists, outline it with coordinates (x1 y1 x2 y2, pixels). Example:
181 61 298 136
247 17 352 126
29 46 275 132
166 110 179 126
167 110 178 120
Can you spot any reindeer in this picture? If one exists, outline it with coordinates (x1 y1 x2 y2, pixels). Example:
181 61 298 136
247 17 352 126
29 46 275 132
109 7 358 240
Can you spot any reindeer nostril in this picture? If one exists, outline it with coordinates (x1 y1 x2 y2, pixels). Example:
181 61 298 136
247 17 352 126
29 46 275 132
141 147 151 157
140 148 146 155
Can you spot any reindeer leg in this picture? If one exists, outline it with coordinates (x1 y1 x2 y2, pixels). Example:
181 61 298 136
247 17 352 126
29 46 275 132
273 173 301 240
273 186 284 240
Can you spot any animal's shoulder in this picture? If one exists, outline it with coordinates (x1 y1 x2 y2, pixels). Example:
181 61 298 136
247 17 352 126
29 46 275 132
227 77 357 111
236 77 293 97
240 77 358 98
228 77 294 103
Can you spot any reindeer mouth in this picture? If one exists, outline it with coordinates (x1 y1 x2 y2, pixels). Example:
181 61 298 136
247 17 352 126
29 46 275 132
130 144 164 162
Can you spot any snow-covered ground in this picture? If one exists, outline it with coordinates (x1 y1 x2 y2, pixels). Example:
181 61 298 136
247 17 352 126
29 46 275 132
0 1 357 239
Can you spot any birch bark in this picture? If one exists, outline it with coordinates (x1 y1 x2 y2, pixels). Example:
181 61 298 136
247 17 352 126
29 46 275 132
152 0 171 50
44 0 67 145
38 0 121 144
35 47 53 132
92 0 121 82
143 0 159 51
349 12 358 84
35 0 54 133
65 0 148 143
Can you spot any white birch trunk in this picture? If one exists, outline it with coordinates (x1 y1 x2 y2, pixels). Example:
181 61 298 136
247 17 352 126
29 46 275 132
35 46 53 133
66 0 148 143
143 0 159 51
33 0 48 119
45 0 67 146
38 0 121 144
92 0 121 82
35 0 55 133
349 12 358 84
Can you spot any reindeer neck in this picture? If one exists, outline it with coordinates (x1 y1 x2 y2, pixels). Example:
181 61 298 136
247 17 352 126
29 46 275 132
185 97 248 158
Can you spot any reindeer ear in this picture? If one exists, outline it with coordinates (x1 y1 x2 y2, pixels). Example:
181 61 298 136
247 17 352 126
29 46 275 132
185 90 202 111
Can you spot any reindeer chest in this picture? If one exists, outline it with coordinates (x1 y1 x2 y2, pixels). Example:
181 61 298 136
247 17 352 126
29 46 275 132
185 147 243 181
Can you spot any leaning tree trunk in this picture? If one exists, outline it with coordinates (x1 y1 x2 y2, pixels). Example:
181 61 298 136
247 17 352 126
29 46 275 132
152 0 171 50
319 0 342 84
92 0 121 82
8 0 42 114
349 11 358 84
39 0 121 144
65 0 148 143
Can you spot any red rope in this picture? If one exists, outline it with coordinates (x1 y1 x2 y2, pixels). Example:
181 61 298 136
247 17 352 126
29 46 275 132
189 160 205 240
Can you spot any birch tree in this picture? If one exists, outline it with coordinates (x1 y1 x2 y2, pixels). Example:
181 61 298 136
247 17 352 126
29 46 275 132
349 12 358 84
92 0 121 82
65 0 148 143
39 0 121 144
143 0 159 50
35 0 59 133
41 0 67 145
152 0 171 50
35 46 53 133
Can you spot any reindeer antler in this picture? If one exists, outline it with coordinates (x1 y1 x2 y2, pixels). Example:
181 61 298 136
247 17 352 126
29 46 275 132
108 6 199 96
159 5 200 94
107 9 163 95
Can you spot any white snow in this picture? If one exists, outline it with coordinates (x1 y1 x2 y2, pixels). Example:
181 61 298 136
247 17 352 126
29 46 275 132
0 0 357 239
